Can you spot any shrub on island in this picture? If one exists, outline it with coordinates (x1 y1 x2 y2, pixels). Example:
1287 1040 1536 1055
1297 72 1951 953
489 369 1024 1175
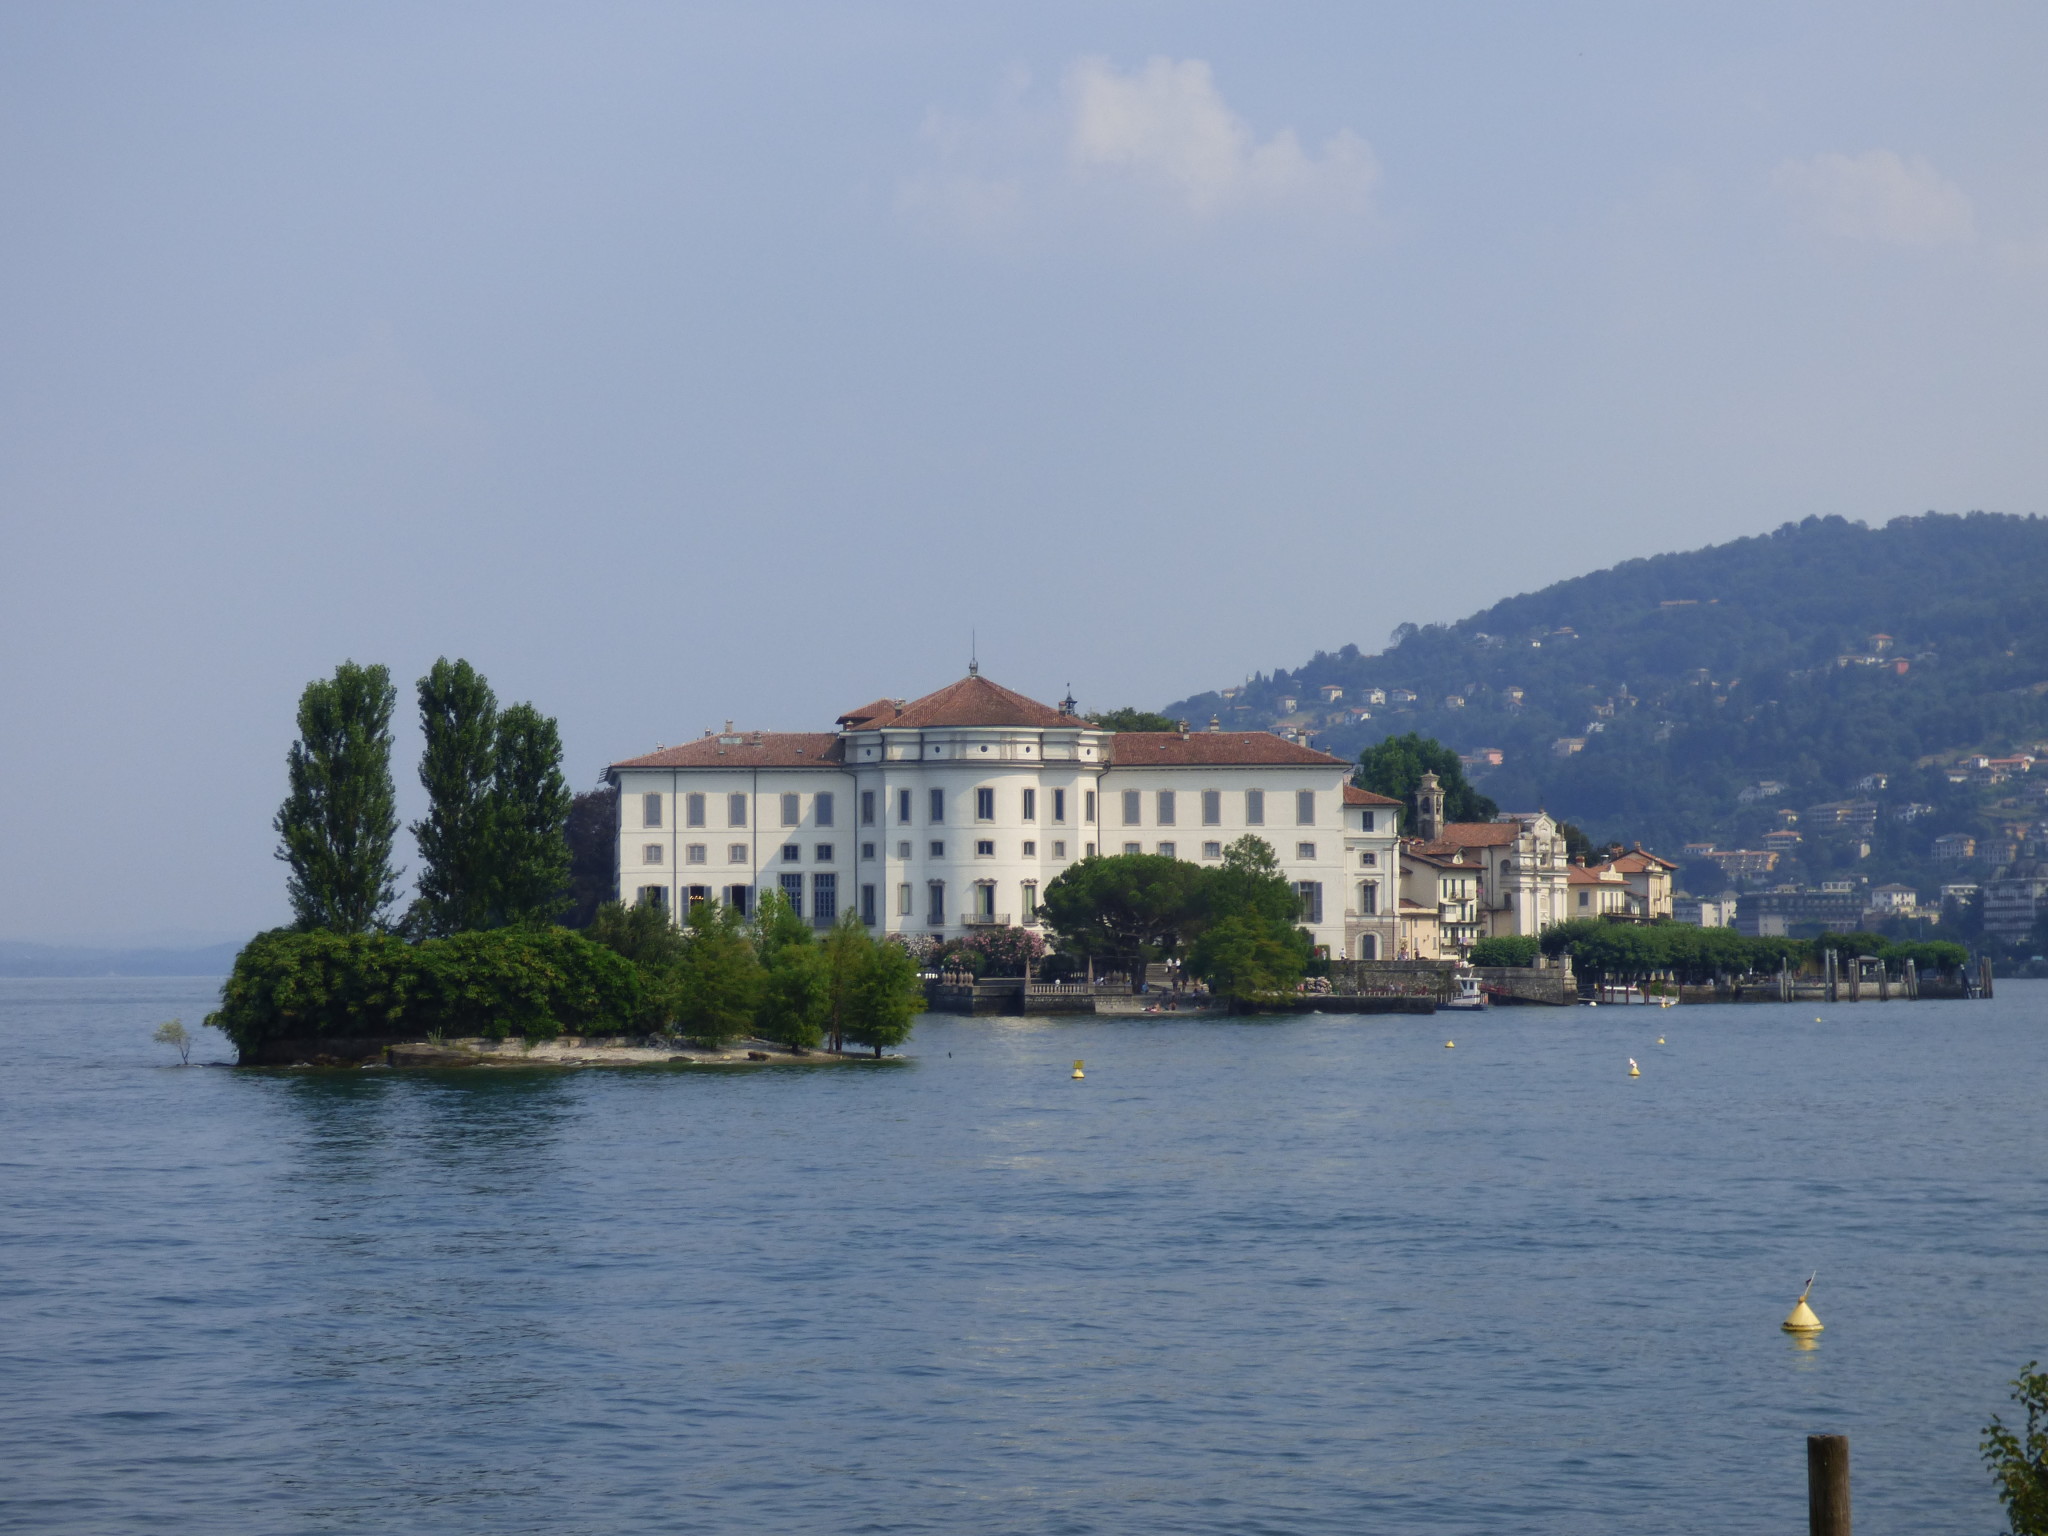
208 926 642 1054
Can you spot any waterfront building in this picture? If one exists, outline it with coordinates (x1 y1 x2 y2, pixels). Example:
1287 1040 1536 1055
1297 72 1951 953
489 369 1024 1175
606 672 1404 959
1400 773 1574 937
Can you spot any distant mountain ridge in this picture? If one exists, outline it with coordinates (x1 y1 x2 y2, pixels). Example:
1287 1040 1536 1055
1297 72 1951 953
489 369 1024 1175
0 940 242 978
1165 512 2048 895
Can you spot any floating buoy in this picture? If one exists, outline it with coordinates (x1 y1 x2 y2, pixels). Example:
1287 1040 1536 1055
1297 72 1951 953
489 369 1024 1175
1628 1058 1640 1077
1071 1060 1085 1080
1657 1037 1665 1045
1444 1041 1455 1049
1782 1274 1823 1333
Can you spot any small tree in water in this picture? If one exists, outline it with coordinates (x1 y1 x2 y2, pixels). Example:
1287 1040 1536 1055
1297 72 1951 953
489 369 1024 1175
152 1019 193 1065
1986 1361 2048 1534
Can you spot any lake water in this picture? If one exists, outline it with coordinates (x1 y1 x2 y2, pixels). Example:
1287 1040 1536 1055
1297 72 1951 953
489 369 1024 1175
2 977 2044 1534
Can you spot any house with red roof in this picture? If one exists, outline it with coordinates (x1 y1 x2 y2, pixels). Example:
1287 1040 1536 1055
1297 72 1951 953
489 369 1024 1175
607 671 1403 958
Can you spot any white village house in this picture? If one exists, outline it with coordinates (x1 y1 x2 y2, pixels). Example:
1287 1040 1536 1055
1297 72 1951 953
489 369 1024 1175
607 672 1407 960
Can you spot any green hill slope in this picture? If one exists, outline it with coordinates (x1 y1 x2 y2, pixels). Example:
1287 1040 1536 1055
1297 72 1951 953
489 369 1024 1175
1166 513 2048 896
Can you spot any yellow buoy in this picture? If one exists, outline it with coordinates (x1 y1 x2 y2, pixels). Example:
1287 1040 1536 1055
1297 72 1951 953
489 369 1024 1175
1071 1060 1085 1079
1783 1274 1823 1333
1657 1037 1665 1045
1628 1058 1640 1076
1444 1041 1455 1049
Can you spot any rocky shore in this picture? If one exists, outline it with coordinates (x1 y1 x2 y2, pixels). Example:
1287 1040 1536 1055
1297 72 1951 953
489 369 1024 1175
257 1037 886 1069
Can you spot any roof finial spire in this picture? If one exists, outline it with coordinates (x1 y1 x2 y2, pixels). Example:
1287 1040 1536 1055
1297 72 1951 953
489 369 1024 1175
969 630 978 677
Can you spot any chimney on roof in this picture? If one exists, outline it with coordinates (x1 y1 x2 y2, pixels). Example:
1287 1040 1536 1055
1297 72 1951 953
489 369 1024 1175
1177 719 1190 737
1208 715 1221 731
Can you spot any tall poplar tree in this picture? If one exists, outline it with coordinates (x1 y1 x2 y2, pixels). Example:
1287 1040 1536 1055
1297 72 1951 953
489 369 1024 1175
275 661 401 933
489 702 573 926
410 657 499 936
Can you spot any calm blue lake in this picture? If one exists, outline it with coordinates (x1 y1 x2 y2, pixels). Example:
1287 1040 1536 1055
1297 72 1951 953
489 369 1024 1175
2 977 2043 1534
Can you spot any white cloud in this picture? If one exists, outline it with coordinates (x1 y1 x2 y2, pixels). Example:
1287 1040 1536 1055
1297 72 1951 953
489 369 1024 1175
1773 150 1975 247
898 56 1379 238
1064 56 1378 217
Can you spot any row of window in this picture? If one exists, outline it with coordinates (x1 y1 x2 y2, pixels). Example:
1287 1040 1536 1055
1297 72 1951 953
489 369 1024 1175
634 876 1343 928
639 786 1354 832
645 837 1363 868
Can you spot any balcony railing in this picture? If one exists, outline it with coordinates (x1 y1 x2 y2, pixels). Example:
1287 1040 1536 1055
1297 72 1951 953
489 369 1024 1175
961 912 1010 928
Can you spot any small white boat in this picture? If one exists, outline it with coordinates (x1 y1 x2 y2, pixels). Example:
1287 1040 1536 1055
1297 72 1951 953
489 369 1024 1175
1443 971 1488 1010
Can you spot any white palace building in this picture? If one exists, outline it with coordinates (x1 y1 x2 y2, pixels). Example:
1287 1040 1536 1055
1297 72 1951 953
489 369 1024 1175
607 671 1405 960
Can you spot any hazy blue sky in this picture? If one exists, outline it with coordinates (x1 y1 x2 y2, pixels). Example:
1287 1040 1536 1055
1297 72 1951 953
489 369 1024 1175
5 3 2046 942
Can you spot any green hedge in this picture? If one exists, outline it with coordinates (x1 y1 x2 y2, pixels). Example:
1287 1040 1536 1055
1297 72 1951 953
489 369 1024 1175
1470 935 1541 967
208 927 643 1050
1537 919 1969 985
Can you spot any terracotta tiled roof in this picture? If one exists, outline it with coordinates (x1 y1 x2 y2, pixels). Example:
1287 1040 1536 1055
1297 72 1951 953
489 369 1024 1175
1398 899 1439 913
1414 821 1522 854
873 675 1077 730
1106 732 1347 766
611 733 845 771
1402 847 1470 869
1344 784 1403 806
1603 847 1678 872
835 698 902 728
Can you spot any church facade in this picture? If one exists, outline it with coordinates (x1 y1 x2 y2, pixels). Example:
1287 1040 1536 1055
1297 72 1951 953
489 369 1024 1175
607 672 1404 960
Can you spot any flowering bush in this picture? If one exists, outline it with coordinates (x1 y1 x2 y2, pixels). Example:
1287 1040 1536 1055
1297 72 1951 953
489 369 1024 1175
939 927 1048 978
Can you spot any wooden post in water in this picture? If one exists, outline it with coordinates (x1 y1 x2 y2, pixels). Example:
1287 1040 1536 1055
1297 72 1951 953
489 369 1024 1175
1905 957 1918 999
1807 1434 1850 1536
1980 955 1995 999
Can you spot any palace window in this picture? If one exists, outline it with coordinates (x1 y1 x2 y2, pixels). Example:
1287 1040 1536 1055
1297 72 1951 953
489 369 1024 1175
728 844 748 863
1360 851 1377 867
1245 789 1265 826
1297 842 1316 860
781 844 800 863
927 880 945 927
815 845 834 863
1297 790 1316 826
1360 810 1376 832
929 788 945 823
815 793 834 828
1202 841 1222 859
685 793 705 827
861 842 877 860
1357 881 1379 914
1021 882 1039 924
1085 842 1097 857
861 883 877 926
1021 840 1036 857
643 844 664 865
1156 790 1176 825
728 793 747 827
1294 881 1324 923
1123 842 1142 856
636 885 667 909
1157 842 1176 858
1022 789 1036 822
975 787 996 821
898 882 913 916
861 790 876 825
1052 788 1067 823
643 793 662 828
685 885 710 910
897 789 912 824
897 840 911 859
975 840 995 857
812 873 837 923
780 872 804 916
685 844 707 865
781 793 800 827
1052 841 1067 858
723 885 752 916
929 840 945 858
1084 791 1096 823
1122 790 1142 826
1201 790 1221 826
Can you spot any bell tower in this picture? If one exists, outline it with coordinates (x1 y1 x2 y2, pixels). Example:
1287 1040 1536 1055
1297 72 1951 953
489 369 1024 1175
1414 770 1445 842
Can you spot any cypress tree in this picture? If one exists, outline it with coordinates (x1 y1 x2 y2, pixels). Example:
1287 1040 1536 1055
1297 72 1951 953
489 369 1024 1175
275 661 401 933
489 702 573 927
410 658 499 936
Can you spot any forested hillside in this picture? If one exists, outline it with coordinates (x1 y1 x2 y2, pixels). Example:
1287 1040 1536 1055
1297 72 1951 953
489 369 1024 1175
1166 513 2048 894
